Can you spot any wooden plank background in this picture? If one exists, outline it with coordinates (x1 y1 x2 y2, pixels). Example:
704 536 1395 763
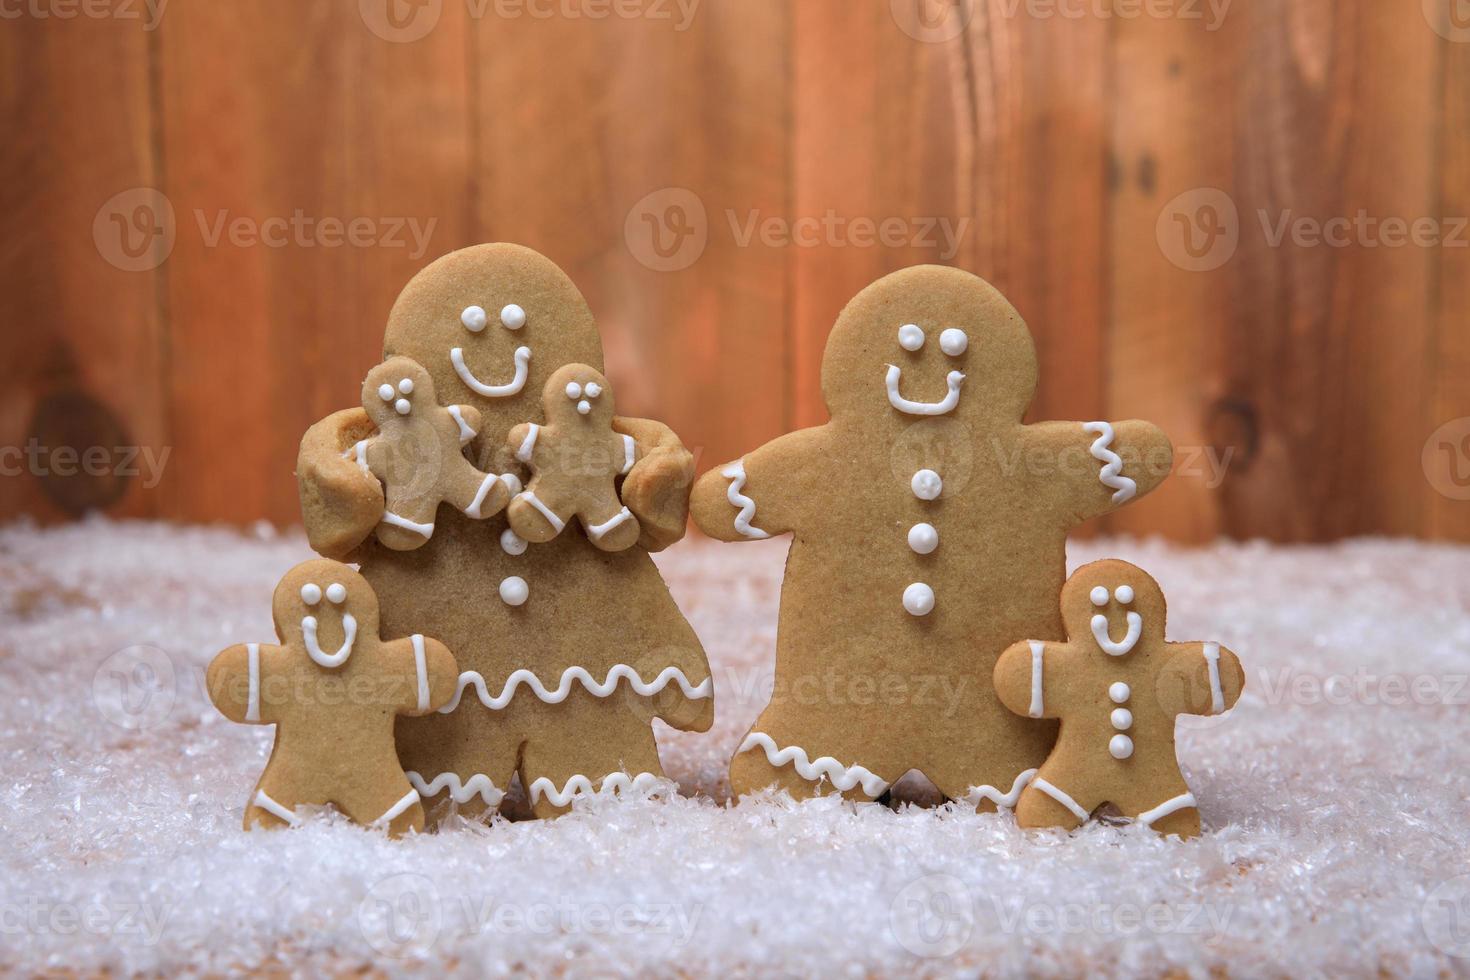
2 0 1467 543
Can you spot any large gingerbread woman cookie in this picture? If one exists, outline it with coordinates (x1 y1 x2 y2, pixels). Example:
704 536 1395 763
206 559 458 835
690 265 1172 808
994 560 1244 838
295 244 711 820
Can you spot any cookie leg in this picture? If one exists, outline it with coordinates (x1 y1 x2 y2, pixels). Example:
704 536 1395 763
1129 790 1201 840
730 729 889 803
378 492 439 551
580 503 641 552
924 761 1038 815
519 708 664 820
1015 773 1095 832
396 706 520 824
507 491 567 543
446 463 508 521
339 774 426 837
243 786 302 831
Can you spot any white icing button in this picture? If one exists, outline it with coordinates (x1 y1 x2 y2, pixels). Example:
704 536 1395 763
1090 586 1109 606
395 398 411 415
377 383 394 402
499 576 529 606
500 473 523 497
326 583 347 604
398 378 414 395
566 381 582 400
500 528 528 556
1109 734 1134 759
907 523 939 555
461 305 488 332
1115 584 1135 604
1111 708 1132 730
300 583 322 605
898 323 925 351
939 328 968 356
902 582 935 616
500 304 526 330
911 469 943 501
585 382 602 398
1109 682 1130 703
577 399 591 415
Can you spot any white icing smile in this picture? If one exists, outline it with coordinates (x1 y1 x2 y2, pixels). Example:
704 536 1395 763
302 613 358 667
1091 611 1142 656
885 365 965 416
451 345 532 398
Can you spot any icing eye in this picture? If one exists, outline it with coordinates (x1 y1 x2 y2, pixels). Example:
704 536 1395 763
398 378 414 395
395 398 411 415
898 324 925 351
577 399 591 415
326 583 347 604
1115 584 1135 604
377 384 394 402
501 304 526 330
461 305 488 332
939 328 968 356
1090 586 1109 606
566 382 583 400
585 382 602 398
300 583 322 606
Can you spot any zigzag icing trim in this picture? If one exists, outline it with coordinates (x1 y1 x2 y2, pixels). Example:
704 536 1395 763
528 771 663 808
738 732 889 797
964 768 1037 809
439 664 713 714
406 771 505 806
1082 421 1137 504
721 460 770 539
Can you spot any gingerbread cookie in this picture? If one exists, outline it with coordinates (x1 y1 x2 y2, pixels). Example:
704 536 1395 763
350 356 510 551
206 559 458 835
690 265 1172 809
994 560 1244 838
505 364 641 552
294 244 711 820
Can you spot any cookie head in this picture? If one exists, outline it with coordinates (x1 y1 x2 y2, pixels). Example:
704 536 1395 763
818 265 1037 427
543 363 614 424
1061 560 1167 657
273 560 379 668
361 357 435 426
383 244 605 442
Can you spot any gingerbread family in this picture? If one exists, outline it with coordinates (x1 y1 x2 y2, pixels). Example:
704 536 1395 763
211 245 1242 839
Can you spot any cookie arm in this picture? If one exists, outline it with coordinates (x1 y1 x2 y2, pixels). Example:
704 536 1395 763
446 404 482 446
382 635 460 717
1157 641 1245 718
1023 419 1172 524
690 427 827 542
611 416 696 553
206 642 281 725
994 640 1069 720
297 408 385 561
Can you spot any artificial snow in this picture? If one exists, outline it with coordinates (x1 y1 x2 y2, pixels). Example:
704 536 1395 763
1 517 1468 976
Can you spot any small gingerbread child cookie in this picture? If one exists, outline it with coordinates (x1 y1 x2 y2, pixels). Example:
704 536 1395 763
351 356 509 551
504 363 641 552
994 559 1244 839
206 559 458 835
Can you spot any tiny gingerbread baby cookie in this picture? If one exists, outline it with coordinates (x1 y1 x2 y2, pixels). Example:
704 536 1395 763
352 356 509 551
506 363 640 552
207 559 458 835
994 560 1244 839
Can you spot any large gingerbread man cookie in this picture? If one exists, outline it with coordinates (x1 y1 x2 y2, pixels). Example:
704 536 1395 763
352 356 509 551
506 363 641 552
690 265 1172 809
294 244 711 820
206 559 458 835
994 560 1244 838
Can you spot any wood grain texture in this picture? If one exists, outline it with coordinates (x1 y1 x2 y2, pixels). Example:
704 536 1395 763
0 0 1465 542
